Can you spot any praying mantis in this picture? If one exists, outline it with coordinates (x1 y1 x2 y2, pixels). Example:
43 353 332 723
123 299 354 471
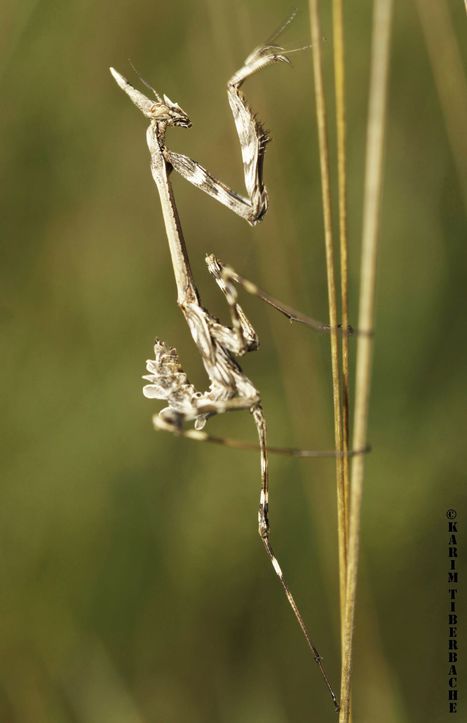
110 15 349 712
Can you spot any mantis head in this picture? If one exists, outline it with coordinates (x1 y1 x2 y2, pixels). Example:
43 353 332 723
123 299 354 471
157 94 191 128
110 67 191 128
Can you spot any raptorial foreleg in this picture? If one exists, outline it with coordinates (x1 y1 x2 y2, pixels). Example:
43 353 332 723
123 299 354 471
205 253 259 355
165 27 294 225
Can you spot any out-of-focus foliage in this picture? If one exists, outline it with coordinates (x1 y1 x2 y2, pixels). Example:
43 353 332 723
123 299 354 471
0 1 465 721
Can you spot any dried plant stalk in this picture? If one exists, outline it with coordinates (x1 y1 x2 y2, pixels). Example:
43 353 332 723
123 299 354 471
339 1 394 721
332 0 351 565
308 0 347 646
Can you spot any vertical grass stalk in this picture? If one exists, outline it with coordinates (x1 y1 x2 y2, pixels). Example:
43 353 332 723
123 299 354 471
308 0 347 643
339 1 394 721
332 0 351 592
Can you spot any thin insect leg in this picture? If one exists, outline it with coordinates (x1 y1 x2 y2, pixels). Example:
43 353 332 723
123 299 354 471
251 405 340 712
155 417 369 457
208 254 336 333
154 415 370 458
225 262 372 335
220 260 356 335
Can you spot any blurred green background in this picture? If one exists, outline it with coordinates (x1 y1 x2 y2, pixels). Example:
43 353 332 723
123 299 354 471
1 1 466 721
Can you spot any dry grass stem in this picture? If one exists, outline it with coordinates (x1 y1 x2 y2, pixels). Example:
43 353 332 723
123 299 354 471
308 0 347 642
332 0 351 580
332 0 352 714
339 1 394 721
